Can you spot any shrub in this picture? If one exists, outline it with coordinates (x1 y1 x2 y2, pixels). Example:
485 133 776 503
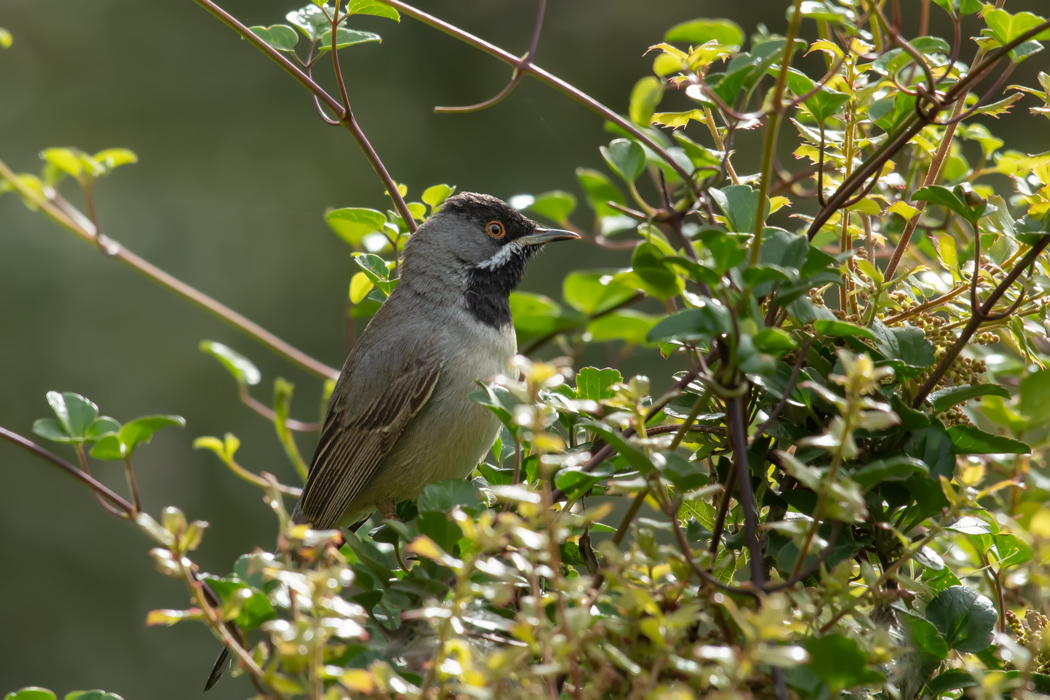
4 1 1050 698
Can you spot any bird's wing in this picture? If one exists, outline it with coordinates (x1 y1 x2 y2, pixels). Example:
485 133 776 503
294 345 442 529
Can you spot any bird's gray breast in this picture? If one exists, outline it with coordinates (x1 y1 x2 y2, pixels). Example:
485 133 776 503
355 310 515 512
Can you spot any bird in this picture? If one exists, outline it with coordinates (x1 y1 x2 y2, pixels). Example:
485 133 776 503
204 192 579 690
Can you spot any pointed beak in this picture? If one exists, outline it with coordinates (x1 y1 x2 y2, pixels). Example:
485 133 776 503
516 227 581 246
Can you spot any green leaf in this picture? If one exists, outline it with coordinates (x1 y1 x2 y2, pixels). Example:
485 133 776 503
983 8 1050 46
37 391 99 443
804 634 868 692
587 311 658 345
520 190 577 224
0 28 11 49
913 185 984 223
509 292 579 342
991 533 1033 569
850 457 928 491
710 184 767 233
562 270 637 315
947 425 1030 454
932 0 982 17
421 184 455 211
929 384 1011 415
575 367 623 401
286 4 333 41
924 669 978 695
870 319 936 370
317 27 381 51
63 692 124 700
417 478 480 513
946 515 993 535
926 585 998 652
902 615 950 661
5 689 57 700
629 77 663 127
804 88 851 123
814 319 877 341
601 138 647 183
249 25 299 52
903 421 955 479
345 0 400 21
630 242 684 300
1020 369 1050 421
200 341 261 386
752 328 796 355
664 18 744 47
89 434 126 460
576 167 627 219
582 421 653 473
325 207 388 248
646 300 731 343
200 575 276 631
121 415 186 455
92 148 138 174
353 252 395 295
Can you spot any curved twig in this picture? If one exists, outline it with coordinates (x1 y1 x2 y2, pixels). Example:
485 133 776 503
0 427 135 515
435 0 546 114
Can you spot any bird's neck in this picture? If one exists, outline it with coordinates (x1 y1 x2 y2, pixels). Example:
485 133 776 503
464 247 531 329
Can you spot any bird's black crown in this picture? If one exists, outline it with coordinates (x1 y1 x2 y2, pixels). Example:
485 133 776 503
439 192 536 243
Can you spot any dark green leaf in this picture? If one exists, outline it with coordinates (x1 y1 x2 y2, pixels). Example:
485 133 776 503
804 634 868 692
902 614 950 660
285 4 330 41
913 185 983 223
417 478 480 513
600 139 646 182
947 425 1030 454
752 328 797 355
200 341 261 386
870 319 936 369
710 184 766 233
851 457 928 491
924 669 978 695
926 585 998 652
1020 369 1050 421
32 418 76 444
587 310 657 345
630 242 683 300
929 384 1011 415
903 421 955 478
646 300 731 343
946 515 993 535
814 319 877 341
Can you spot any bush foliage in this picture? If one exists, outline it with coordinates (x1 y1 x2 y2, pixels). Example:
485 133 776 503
5 1 1050 698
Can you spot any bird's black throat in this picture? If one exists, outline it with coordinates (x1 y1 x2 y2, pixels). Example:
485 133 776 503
465 244 534 328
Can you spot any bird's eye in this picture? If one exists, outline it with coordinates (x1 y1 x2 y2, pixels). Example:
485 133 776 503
485 221 506 239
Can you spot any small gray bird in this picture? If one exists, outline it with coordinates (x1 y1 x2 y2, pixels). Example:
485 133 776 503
205 192 578 689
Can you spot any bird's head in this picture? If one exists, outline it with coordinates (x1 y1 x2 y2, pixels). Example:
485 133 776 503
400 193 579 326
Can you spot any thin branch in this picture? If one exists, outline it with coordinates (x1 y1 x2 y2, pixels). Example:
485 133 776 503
373 0 694 186
749 0 806 265
912 237 1050 407
192 0 417 234
239 385 322 432
0 427 134 515
434 0 546 114
728 394 765 590
751 338 812 443
0 156 340 381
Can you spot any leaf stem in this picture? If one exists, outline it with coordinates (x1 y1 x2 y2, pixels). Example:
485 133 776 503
749 0 805 266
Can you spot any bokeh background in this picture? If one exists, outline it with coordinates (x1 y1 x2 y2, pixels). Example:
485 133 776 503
0 1 1046 697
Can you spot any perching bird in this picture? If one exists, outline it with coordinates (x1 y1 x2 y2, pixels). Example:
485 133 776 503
204 192 578 690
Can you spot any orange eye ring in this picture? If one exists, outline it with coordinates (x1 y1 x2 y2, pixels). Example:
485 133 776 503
485 221 506 239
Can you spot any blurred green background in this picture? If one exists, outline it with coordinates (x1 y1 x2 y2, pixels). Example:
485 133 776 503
0 1 1045 697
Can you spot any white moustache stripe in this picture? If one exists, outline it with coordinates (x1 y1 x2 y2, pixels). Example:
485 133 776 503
476 241 524 270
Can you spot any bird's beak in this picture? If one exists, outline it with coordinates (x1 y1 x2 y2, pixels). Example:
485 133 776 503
517 227 581 246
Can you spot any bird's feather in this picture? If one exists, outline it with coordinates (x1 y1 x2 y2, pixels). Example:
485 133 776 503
293 344 442 529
